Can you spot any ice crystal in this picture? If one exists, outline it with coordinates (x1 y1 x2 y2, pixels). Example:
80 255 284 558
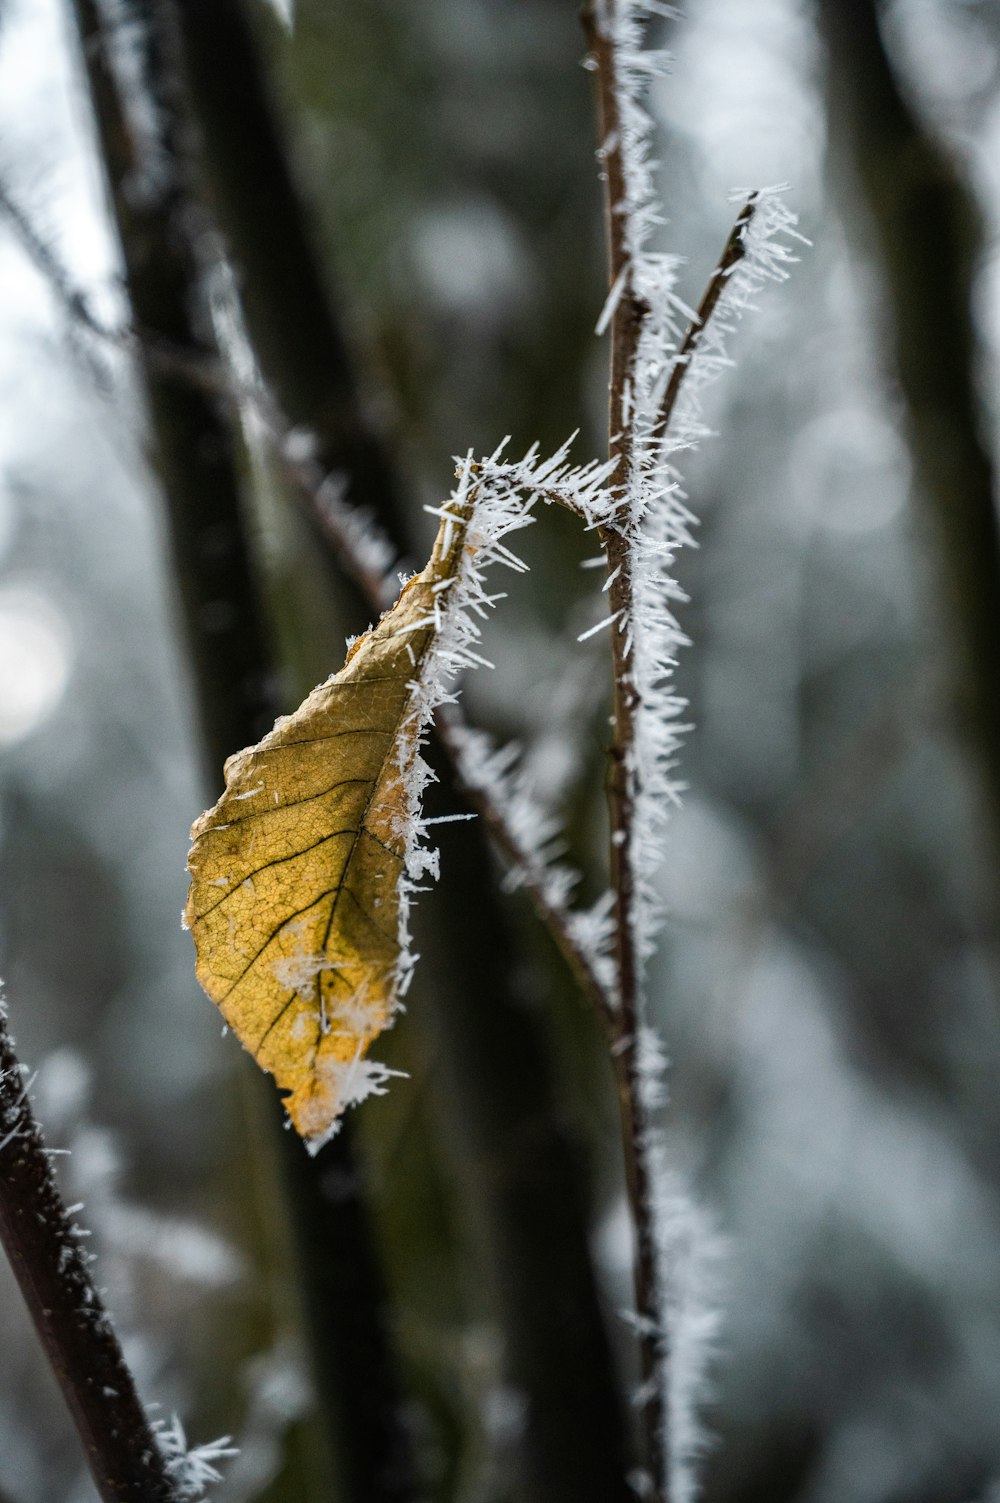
155 1416 238 1500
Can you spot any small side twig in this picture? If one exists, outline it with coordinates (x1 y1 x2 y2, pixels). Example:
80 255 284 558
0 1000 182 1503
653 193 759 443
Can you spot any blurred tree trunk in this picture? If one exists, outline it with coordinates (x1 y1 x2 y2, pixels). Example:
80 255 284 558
65 3 417 1500
817 0 1000 912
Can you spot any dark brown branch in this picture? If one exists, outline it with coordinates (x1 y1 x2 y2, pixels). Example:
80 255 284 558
653 193 759 444
66 5 417 1501
583 7 670 1500
67 0 277 762
0 1004 182 1503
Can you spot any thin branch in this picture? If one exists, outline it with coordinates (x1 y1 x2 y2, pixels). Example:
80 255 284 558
583 6 670 1499
0 180 123 343
653 193 759 444
435 707 617 1026
0 1002 182 1503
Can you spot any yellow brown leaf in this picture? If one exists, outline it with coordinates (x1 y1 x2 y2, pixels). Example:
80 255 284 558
184 498 473 1147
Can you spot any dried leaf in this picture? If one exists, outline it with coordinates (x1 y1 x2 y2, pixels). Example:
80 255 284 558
184 499 473 1148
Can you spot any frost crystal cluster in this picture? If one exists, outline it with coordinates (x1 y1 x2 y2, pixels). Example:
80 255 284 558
586 4 803 1500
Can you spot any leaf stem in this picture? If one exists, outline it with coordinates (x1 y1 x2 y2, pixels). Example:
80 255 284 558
0 1004 182 1503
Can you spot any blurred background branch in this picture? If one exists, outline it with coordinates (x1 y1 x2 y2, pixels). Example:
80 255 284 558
817 0 1000 911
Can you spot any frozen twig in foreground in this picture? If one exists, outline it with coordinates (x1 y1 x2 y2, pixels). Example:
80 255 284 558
0 994 189 1503
584 4 677 1493
583 4 801 1501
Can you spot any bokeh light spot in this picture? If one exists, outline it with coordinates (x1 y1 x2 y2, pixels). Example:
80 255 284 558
0 584 72 746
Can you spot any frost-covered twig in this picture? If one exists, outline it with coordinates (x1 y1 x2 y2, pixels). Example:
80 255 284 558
0 184 406 628
652 193 760 445
0 994 187 1503
0 179 124 346
441 717 618 1020
583 5 800 1501
584 5 676 1493
654 187 804 470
